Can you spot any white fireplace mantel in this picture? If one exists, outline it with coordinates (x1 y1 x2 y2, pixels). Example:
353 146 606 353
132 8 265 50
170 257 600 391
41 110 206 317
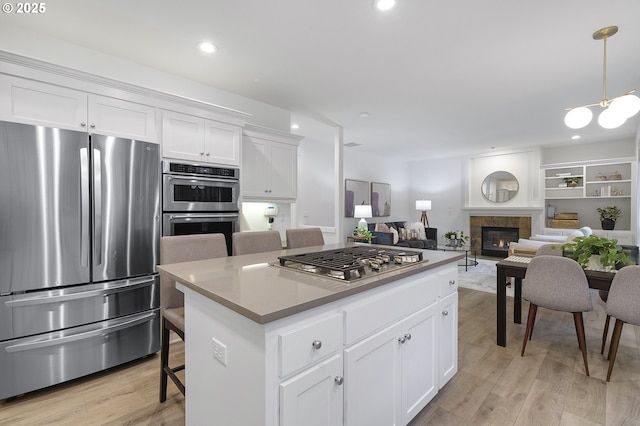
463 207 544 214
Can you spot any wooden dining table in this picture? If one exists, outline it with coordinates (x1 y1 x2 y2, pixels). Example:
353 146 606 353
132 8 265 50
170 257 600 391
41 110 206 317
495 255 615 347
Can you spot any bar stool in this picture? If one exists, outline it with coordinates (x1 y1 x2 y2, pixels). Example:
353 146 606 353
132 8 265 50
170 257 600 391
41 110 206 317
286 228 324 249
159 233 228 402
232 230 283 255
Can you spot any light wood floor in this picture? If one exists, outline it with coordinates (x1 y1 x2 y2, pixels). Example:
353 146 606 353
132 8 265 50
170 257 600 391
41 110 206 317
2 287 639 425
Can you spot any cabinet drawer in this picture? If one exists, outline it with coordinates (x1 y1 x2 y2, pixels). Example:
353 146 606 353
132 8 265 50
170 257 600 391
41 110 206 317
344 274 439 345
279 313 342 377
439 267 458 297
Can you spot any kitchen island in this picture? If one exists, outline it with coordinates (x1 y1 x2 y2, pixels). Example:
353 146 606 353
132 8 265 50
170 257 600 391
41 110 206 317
157 242 463 426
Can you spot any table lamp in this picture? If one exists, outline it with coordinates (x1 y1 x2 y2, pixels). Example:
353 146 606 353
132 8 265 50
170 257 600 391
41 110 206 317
415 200 431 227
354 205 372 229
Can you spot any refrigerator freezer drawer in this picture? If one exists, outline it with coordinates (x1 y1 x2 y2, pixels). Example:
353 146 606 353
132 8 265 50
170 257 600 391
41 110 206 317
0 309 160 400
0 275 159 341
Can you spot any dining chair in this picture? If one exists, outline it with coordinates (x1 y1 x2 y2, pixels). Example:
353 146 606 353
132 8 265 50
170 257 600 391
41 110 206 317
535 244 562 256
285 227 325 249
521 255 593 375
599 245 639 354
159 233 228 402
602 265 640 381
232 230 283 255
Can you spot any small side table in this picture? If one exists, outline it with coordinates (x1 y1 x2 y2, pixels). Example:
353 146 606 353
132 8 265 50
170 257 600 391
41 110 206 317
347 235 377 243
436 244 478 271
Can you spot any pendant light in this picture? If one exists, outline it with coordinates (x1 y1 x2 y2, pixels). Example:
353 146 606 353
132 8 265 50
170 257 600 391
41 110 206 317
564 26 640 130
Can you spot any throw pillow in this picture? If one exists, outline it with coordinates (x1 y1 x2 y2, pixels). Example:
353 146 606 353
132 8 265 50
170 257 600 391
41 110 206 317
389 226 399 244
375 223 390 232
405 222 427 240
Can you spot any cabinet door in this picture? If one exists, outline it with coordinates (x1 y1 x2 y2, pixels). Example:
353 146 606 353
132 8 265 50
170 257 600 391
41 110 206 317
161 110 205 162
0 75 87 130
401 303 438 424
280 355 343 426
88 95 156 142
242 136 269 197
439 291 458 388
344 323 402 426
269 141 297 198
203 119 240 166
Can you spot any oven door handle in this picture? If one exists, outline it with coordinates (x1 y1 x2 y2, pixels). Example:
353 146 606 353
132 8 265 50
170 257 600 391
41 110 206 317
168 214 239 220
167 176 237 185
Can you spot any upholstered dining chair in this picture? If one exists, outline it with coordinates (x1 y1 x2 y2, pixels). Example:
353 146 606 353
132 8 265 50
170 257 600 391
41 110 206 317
232 230 283 255
601 265 640 381
159 233 228 402
285 227 325 249
521 255 593 375
535 244 562 256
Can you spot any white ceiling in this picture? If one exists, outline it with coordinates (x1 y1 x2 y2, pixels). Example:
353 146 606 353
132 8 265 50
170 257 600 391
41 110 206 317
3 0 640 160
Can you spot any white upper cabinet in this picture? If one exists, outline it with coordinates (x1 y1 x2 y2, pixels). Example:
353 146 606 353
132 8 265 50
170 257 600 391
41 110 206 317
161 110 240 166
0 75 157 142
242 125 301 200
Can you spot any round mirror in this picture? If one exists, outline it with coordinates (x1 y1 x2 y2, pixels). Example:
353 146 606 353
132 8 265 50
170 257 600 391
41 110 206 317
481 171 519 203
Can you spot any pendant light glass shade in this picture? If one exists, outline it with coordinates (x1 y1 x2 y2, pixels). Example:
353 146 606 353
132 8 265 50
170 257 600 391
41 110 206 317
598 108 627 129
564 107 593 129
609 94 640 118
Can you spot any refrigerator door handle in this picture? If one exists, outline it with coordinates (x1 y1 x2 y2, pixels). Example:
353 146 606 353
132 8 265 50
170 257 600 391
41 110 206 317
4 276 157 307
80 147 90 267
4 312 156 353
93 148 102 265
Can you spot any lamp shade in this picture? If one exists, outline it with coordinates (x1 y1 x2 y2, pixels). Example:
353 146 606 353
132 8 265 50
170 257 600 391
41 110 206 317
610 94 640 119
354 205 372 219
598 107 627 129
564 107 593 129
415 200 432 211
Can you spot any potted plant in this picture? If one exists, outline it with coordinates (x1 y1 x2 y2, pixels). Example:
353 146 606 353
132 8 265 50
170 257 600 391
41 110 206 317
562 234 631 270
596 206 621 230
443 230 469 247
563 176 581 187
353 227 373 244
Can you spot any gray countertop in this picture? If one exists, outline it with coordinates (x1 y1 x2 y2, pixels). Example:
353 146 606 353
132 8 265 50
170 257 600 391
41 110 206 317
156 242 464 324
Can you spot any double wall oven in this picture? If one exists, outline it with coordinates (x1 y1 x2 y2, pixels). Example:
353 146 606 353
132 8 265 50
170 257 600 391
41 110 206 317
162 162 240 255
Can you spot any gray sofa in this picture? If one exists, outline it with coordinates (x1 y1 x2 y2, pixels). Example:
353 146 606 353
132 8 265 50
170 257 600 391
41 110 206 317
366 222 437 249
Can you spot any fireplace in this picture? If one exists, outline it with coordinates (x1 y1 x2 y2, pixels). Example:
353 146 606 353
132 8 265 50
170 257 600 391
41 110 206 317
481 226 519 258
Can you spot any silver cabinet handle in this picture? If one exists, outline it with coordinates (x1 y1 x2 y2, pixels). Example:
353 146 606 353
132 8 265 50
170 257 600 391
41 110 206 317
90 123 96 128
200 152 205 156
312 340 322 350
398 336 406 344
443 311 449 316
205 152 210 156
404 333 412 340
449 279 455 286
80 122 86 127
335 376 344 385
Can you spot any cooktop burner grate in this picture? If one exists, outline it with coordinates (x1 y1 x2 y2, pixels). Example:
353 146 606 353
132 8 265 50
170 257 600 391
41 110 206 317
278 246 423 281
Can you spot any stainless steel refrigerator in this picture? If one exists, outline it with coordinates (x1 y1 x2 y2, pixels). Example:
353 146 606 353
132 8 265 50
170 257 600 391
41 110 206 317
0 120 160 399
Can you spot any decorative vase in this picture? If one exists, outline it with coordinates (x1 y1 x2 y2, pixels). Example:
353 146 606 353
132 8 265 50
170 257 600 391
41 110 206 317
586 255 614 272
601 218 615 230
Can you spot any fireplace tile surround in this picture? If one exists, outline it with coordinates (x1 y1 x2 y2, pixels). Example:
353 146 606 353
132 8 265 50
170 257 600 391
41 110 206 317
470 216 532 255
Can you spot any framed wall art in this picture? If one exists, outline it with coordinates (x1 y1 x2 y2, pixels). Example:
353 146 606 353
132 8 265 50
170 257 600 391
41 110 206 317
371 182 391 217
345 179 370 217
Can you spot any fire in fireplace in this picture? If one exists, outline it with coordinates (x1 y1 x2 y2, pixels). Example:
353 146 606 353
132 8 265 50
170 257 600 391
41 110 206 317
481 226 519 258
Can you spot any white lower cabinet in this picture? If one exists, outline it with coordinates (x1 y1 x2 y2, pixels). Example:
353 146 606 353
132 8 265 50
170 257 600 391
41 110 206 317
344 303 438 426
179 264 458 426
280 355 344 426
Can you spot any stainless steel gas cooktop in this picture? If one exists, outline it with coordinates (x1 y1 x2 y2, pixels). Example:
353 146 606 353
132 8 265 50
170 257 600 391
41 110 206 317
275 246 426 282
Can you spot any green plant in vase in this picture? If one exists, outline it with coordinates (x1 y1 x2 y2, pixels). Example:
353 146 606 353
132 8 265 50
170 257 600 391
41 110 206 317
596 205 621 230
353 227 373 244
562 234 631 270
563 176 581 187
443 230 469 247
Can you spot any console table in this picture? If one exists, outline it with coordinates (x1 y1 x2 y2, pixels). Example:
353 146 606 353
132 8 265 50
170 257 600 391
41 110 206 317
496 256 614 347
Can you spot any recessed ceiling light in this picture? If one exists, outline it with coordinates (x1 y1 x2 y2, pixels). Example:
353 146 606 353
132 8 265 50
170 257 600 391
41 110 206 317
197 41 218 54
373 0 396 11
571 135 581 140
291 123 300 130
359 112 370 118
